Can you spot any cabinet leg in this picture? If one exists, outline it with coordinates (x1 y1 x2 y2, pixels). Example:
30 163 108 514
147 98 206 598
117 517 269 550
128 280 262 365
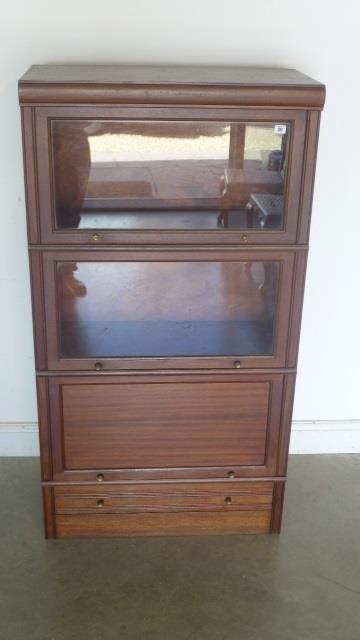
42 486 56 539
270 482 286 533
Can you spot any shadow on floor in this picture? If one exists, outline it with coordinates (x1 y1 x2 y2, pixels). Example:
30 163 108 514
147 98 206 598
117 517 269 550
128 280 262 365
0 455 359 640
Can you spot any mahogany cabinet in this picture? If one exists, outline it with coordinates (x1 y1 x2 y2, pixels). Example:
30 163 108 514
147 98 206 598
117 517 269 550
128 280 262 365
19 65 325 537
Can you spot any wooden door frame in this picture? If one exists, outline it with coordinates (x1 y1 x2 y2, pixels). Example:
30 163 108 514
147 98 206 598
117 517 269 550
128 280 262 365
34 105 307 246
39 247 295 372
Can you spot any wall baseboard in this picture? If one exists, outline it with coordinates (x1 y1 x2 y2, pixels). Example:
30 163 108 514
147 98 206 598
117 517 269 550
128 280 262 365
289 420 360 454
0 423 40 456
0 420 359 457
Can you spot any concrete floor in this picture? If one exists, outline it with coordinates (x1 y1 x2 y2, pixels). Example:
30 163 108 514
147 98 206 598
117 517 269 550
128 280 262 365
0 456 359 640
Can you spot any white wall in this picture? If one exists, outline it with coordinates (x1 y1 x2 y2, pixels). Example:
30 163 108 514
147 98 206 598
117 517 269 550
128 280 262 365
0 0 359 453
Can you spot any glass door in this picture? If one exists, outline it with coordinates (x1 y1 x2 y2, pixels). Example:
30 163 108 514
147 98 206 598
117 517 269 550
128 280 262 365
42 249 295 370
35 107 307 244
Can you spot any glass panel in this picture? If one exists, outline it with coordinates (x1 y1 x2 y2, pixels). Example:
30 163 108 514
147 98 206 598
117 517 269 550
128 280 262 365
52 120 289 231
57 261 279 358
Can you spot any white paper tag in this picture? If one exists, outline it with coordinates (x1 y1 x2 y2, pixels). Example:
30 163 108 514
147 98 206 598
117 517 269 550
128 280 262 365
274 124 287 135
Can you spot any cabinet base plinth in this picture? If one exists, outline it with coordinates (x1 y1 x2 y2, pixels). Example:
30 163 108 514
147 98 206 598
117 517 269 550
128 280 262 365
55 510 272 538
42 480 286 538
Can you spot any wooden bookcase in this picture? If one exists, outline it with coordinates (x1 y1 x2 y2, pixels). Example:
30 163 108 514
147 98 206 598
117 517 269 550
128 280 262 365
19 65 325 537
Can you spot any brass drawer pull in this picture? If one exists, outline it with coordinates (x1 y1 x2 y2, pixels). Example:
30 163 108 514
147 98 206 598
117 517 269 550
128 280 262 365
227 470 235 479
224 496 232 506
94 362 103 371
233 360 241 369
96 473 104 482
92 233 100 242
97 499 104 508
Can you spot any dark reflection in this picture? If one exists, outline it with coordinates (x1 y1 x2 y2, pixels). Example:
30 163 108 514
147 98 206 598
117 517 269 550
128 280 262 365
58 261 279 359
52 120 289 231
53 124 91 229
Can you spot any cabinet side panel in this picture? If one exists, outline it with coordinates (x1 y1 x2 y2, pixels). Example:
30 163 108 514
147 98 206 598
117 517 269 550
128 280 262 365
21 106 40 244
276 373 296 476
297 111 321 244
36 377 53 480
286 250 308 368
29 251 47 370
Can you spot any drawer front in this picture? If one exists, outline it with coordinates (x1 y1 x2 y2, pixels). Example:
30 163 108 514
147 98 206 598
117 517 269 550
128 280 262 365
53 481 275 537
49 373 284 481
54 482 274 514
40 249 295 371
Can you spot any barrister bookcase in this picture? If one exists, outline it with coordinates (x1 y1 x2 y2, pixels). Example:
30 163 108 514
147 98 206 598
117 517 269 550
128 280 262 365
19 65 325 537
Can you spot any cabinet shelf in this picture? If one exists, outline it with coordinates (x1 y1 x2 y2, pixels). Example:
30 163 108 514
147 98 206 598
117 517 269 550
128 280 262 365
60 319 275 358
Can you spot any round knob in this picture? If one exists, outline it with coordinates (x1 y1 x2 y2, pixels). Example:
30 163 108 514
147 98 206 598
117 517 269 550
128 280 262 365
233 360 241 369
92 233 100 242
94 362 103 371
228 470 235 479
241 234 248 242
224 496 232 506
96 473 104 482
97 499 104 508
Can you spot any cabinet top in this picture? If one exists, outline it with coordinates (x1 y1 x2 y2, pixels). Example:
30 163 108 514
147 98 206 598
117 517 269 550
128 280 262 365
19 64 325 108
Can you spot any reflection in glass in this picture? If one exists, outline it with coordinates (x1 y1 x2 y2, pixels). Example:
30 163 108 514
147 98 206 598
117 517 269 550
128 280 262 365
52 120 289 231
58 261 279 358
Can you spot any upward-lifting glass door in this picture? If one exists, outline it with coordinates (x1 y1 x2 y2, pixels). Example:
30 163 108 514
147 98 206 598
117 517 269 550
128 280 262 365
35 107 306 244
52 120 289 231
42 250 295 371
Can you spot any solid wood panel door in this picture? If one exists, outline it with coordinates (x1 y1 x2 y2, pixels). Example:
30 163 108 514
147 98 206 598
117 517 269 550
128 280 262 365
34 106 307 245
40 248 295 371
48 373 284 481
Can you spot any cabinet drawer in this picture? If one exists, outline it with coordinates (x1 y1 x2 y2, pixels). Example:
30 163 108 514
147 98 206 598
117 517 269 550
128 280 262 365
53 481 275 536
54 482 274 514
49 373 284 481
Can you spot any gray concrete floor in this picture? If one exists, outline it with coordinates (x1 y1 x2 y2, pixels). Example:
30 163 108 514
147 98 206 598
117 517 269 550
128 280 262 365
0 455 359 640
